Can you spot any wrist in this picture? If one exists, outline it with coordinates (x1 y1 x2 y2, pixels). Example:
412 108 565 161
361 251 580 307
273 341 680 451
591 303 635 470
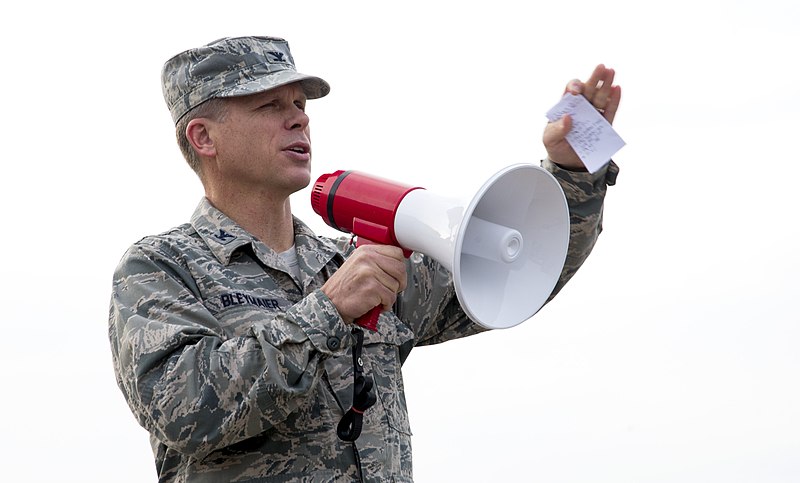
548 157 588 172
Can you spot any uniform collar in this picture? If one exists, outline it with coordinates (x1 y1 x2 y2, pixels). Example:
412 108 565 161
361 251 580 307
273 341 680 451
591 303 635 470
190 197 342 273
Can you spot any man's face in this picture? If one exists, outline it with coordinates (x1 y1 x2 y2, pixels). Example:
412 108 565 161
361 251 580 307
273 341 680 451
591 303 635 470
210 82 312 197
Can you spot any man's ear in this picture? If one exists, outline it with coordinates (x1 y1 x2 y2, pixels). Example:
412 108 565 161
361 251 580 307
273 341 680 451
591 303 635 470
186 119 217 158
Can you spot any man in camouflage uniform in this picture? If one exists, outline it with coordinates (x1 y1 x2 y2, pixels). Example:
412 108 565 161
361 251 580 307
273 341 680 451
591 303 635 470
108 36 621 482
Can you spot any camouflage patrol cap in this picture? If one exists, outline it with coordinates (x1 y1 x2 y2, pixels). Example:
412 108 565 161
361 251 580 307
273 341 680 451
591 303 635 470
162 36 330 124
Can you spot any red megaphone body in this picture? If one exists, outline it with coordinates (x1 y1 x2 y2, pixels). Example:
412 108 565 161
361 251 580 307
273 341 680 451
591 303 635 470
311 170 422 330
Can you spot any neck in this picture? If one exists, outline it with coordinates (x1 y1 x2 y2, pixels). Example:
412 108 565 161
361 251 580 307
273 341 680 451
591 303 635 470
205 187 295 252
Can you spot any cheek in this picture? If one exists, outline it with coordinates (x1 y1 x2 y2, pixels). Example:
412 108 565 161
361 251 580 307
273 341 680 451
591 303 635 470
215 137 245 162
226 128 267 156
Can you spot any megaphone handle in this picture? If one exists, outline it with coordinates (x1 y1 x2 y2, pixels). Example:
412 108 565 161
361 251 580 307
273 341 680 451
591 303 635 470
351 236 410 332
352 236 381 332
355 306 381 332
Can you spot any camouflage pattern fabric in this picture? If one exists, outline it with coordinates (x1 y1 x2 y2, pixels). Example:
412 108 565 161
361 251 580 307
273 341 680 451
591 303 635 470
542 158 618 303
162 36 330 125
108 159 617 482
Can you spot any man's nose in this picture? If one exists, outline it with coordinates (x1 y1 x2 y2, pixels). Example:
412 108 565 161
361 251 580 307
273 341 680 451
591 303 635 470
286 106 309 130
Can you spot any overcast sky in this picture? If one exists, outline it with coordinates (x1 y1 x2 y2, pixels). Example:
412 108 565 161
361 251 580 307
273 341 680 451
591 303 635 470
2 1 798 482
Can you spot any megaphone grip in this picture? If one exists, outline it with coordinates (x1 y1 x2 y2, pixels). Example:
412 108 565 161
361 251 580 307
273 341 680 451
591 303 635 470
355 306 381 332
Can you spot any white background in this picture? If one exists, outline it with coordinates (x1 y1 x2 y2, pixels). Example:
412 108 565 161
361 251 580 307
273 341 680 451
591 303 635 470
1 1 798 481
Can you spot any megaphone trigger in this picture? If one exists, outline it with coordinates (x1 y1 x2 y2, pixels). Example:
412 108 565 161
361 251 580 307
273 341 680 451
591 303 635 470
355 236 412 259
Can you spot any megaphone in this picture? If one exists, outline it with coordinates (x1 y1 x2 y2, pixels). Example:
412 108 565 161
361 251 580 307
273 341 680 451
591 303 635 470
310 164 570 331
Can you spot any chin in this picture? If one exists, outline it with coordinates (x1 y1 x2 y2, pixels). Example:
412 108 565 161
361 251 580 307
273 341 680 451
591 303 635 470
288 170 312 193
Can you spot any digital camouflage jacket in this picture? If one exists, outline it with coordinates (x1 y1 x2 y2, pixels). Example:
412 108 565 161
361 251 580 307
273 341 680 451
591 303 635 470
108 160 618 482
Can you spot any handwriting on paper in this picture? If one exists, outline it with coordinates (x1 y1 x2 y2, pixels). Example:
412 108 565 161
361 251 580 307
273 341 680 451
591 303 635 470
545 93 625 173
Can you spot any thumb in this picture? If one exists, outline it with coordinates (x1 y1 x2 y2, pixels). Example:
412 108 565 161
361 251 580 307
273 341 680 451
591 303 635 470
543 114 572 147
564 79 584 96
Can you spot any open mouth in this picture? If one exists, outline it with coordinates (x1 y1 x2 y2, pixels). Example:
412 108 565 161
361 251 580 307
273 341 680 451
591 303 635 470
285 142 310 155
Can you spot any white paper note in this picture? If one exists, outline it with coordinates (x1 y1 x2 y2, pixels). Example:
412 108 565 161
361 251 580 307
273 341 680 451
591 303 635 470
545 93 625 173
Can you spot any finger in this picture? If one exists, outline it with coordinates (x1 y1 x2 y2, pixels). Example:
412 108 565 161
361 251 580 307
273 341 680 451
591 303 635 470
372 265 404 294
342 264 398 316
591 70 613 109
366 282 395 312
543 114 572 148
380 292 397 310
582 64 607 103
363 244 406 262
359 245 407 293
379 257 408 293
603 85 622 124
593 68 616 110
563 79 583 96
365 245 406 275
362 271 400 313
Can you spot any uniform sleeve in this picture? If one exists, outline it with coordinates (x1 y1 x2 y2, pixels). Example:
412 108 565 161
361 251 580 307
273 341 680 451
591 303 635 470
108 242 351 458
392 255 482 351
542 158 618 300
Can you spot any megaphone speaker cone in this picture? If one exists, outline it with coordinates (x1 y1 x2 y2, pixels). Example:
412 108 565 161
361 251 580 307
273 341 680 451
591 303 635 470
394 164 569 330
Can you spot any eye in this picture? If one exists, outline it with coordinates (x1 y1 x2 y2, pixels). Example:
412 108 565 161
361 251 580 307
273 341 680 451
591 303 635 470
259 99 279 110
294 100 306 112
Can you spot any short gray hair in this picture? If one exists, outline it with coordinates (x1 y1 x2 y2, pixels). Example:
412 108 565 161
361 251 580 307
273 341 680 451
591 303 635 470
175 98 229 175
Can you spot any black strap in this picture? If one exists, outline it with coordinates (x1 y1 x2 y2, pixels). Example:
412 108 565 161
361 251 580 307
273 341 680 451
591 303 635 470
337 327 377 441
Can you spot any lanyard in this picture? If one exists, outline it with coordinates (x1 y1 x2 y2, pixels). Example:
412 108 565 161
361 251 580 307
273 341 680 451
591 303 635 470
336 327 377 441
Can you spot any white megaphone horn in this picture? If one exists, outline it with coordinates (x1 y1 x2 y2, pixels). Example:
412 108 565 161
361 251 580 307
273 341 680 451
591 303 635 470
310 164 570 331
